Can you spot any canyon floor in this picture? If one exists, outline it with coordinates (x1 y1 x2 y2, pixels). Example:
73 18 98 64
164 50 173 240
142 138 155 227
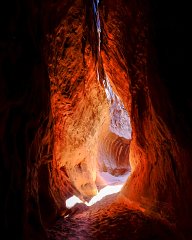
48 193 179 240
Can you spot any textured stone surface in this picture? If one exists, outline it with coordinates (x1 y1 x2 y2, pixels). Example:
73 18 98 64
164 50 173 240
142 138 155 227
48 194 178 240
98 131 130 174
47 0 132 200
99 1 192 237
0 0 192 239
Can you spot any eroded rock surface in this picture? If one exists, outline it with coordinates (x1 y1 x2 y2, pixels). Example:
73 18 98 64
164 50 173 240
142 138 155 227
48 0 132 200
48 194 178 240
1 0 192 239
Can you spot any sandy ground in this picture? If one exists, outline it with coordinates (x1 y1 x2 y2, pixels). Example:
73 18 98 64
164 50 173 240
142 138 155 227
47 193 179 240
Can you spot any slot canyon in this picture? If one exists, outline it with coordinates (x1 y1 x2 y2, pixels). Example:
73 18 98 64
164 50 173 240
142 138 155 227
0 0 192 239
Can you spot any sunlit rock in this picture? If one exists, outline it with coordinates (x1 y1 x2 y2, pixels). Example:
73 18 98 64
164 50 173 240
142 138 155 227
1 0 192 239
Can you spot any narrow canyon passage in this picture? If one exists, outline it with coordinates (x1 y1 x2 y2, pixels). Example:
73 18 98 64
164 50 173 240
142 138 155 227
48 0 133 205
45 0 186 239
1 0 192 240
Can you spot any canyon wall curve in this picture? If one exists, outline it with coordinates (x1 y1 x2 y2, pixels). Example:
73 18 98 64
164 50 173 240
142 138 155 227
0 0 192 239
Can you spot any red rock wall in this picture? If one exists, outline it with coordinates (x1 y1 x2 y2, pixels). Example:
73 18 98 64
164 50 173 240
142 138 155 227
1 0 192 239
98 129 130 174
100 0 192 236
47 0 132 203
47 0 109 200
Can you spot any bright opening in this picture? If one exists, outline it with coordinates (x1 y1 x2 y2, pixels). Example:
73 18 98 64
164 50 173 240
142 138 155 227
66 171 130 209
66 185 123 209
